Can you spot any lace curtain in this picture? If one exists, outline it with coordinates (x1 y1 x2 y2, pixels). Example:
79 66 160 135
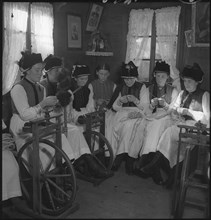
155 6 181 91
2 2 29 95
31 3 54 59
126 6 181 90
125 9 154 82
2 2 54 95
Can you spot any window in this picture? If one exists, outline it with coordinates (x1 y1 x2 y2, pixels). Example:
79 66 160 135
125 6 181 86
31 3 54 59
2 2 54 95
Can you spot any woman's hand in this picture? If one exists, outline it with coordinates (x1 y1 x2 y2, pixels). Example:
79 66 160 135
119 96 128 104
151 98 158 108
176 107 189 116
158 98 167 108
171 109 185 122
127 95 140 105
96 98 107 106
39 96 58 109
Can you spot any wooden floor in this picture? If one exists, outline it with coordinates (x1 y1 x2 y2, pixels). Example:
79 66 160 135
2 162 207 219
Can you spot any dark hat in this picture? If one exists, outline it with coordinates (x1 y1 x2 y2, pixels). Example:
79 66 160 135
153 61 170 75
181 63 204 82
44 54 62 72
121 61 138 78
72 65 90 78
18 51 43 72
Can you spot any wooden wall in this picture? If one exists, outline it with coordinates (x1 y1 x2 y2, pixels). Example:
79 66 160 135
54 1 210 91
181 4 210 91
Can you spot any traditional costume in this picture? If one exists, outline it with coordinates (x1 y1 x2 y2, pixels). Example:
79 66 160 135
111 61 149 174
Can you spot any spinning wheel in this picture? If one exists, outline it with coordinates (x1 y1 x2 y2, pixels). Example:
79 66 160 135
17 110 78 218
83 110 114 170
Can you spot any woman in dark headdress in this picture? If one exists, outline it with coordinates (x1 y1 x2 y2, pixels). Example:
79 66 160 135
110 61 150 175
10 51 75 170
138 63 210 188
40 57 113 179
67 64 95 125
134 61 179 185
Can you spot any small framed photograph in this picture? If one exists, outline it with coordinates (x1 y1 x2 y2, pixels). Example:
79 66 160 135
67 14 82 49
86 3 103 32
192 2 210 47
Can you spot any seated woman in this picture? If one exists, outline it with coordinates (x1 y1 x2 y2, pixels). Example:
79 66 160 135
90 63 116 110
89 63 117 146
139 63 210 188
40 56 112 178
67 64 95 125
110 61 149 174
133 61 179 185
10 51 76 173
40 54 63 96
2 120 22 203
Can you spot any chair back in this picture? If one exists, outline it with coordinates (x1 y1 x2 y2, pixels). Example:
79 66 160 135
178 123 210 179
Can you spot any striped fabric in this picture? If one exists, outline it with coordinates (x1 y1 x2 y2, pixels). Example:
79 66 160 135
91 79 115 101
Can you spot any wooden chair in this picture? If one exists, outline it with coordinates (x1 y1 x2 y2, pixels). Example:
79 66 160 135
172 123 210 218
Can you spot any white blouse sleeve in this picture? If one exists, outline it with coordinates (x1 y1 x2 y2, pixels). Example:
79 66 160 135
10 84 43 121
168 88 179 110
112 93 122 112
202 91 210 126
188 91 210 125
86 84 95 112
173 90 183 109
137 84 150 112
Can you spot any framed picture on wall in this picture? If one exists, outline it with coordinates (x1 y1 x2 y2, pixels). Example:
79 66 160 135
192 2 210 47
86 3 103 32
67 14 82 49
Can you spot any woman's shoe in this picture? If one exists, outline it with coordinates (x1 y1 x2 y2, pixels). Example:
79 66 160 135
125 155 135 175
111 153 126 171
151 168 164 185
133 169 150 179
84 154 114 178
141 151 163 174
163 174 174 189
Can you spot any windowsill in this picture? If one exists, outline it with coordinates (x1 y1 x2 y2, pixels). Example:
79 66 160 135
85 51 114 56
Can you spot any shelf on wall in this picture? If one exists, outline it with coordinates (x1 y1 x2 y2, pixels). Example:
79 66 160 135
85 51 114 56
